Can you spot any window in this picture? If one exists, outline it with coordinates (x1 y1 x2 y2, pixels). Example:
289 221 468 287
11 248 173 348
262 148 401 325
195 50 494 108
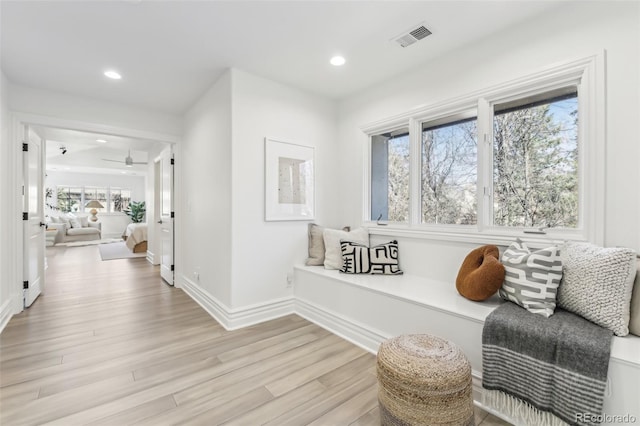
110 188 132 212
363 55 603 243
371 128 409 222
54 186 132 213
422 115 477 225
57 186 82 212
492 89 578 228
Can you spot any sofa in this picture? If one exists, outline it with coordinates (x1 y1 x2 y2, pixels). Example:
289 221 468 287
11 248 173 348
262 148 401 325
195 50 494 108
47 214 102 244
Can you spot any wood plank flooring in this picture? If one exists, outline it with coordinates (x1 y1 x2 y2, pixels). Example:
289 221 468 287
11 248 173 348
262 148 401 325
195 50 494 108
0 244 508 425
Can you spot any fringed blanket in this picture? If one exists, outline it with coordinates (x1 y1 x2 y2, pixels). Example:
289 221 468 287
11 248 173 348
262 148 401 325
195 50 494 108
482 302 613 426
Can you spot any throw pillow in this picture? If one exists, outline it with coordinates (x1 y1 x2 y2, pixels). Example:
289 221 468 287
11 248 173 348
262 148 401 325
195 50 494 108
629 261 640 337
558 242 636 336
69 217 82 228
306 223 350 266
323 227 369 270
340 240 403 275
499 239 562 317
456 245 505 301
79 215 89 227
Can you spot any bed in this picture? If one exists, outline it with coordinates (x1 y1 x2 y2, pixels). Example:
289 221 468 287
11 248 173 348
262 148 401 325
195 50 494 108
123 223 148 253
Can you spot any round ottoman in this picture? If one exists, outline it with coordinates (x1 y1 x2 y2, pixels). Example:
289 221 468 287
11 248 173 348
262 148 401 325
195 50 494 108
376 334 474 426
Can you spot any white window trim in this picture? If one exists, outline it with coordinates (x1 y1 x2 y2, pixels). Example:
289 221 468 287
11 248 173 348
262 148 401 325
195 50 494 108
361 53 605 246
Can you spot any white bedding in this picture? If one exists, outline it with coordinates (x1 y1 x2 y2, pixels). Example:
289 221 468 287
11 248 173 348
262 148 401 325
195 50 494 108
125 223 147 250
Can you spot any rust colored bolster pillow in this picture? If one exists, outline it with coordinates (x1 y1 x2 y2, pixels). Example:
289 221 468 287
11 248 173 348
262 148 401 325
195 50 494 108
456 245 505 301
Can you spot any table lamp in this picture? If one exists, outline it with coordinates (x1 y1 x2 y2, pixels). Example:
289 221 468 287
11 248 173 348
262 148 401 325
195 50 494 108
85 200 104 222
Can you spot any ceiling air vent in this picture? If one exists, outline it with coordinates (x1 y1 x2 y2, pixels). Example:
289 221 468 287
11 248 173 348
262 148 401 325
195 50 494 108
392 23 432 48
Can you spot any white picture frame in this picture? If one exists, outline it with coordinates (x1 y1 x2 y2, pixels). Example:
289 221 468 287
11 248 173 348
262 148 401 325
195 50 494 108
265 138 315 221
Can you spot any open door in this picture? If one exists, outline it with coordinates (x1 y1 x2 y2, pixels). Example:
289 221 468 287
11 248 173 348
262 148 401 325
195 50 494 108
159 147 174 285
22 124 46 307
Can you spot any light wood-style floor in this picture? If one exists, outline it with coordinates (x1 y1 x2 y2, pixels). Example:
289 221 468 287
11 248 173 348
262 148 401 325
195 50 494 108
0 244 509 425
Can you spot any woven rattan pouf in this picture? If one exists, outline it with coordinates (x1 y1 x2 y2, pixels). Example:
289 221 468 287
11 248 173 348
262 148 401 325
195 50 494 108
376 334 474 426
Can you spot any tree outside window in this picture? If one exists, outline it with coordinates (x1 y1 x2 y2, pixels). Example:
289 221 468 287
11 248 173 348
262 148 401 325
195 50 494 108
493 92 578 228
422 117 477 225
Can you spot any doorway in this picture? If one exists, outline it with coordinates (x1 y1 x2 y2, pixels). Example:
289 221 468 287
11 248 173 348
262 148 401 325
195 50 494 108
14 115 179 311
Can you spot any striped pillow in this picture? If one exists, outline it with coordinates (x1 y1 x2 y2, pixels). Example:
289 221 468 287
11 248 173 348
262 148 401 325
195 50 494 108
340 240 403 275
499 239 562 317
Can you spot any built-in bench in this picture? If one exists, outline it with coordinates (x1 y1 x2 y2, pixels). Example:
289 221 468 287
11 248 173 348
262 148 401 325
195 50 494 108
293 264 640 422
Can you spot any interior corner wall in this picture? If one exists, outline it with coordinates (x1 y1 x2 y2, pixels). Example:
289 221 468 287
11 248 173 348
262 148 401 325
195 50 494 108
229 69 338 309
336 2 640 281
182 70 233 307
0 70 17 324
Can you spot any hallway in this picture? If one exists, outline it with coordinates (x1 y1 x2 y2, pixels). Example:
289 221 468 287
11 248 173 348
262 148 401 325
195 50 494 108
0 245 380 425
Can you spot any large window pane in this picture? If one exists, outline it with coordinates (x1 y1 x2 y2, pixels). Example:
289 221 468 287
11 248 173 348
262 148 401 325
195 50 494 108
421 117 477 225
56 186 82 213
371 129 410 222
111 188 131 212
493 89 578 228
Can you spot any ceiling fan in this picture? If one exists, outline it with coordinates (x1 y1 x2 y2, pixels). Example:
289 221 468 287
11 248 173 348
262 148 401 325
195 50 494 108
102 150 148 167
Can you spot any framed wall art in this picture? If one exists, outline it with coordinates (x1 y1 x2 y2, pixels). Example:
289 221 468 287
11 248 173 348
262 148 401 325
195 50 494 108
265 138 315 221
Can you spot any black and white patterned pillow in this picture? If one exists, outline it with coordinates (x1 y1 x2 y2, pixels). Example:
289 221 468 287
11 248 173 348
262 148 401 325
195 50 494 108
340 240 403 275
499 239 562 317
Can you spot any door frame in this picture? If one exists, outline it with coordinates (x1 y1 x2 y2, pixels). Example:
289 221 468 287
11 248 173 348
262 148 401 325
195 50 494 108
9 112 181 315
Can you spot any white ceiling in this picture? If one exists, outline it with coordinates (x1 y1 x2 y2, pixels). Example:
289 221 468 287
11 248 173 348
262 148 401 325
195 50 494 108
1 0 564 115
39 127 162 176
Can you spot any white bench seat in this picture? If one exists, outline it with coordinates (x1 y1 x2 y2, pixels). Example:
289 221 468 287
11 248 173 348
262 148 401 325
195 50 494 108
293 264 640 422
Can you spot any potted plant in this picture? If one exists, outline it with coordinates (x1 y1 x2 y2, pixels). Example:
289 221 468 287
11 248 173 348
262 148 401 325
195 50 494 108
124 201 146 223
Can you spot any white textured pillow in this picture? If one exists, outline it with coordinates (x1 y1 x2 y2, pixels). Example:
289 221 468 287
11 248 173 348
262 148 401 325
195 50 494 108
323 227 369 270
558 242 637 336
629 261 640 336
79 216 89 227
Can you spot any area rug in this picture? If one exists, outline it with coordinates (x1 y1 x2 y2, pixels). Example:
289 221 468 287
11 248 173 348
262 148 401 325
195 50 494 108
98 241 147 261
58 238 123 247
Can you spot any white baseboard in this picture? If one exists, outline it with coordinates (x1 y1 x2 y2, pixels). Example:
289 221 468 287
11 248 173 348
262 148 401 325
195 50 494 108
0 295 18 334
293 297 389 354
146 250 157 265
178 274 295 330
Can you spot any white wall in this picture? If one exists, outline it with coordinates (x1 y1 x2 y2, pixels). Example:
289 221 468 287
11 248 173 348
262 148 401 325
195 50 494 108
337 2 640 281
182 70 233 307
229 69 337 308
0 70 18 327
10 83 182 138
45 170 146 237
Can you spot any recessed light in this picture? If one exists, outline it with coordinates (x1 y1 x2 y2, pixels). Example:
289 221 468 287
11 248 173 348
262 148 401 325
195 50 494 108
104 70 122 80
330 56 346 66
121 171 127 174
96 139 108 143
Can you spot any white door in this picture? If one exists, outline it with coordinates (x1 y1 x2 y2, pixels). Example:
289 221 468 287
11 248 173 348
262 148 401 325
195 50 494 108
159 147 174 285
23 125 46 307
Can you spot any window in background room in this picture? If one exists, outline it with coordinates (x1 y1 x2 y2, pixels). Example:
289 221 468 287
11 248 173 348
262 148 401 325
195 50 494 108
371 128 410 222
56 186 82 213
421 115 477 225
110 188 131 212
492 89 578 229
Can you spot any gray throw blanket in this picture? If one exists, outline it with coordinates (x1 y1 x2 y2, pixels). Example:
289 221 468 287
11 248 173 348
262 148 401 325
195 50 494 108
482 302 613 426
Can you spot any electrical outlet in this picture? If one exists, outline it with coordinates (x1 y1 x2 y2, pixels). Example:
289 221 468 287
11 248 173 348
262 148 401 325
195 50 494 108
193 271 200 281
286 272 293 288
